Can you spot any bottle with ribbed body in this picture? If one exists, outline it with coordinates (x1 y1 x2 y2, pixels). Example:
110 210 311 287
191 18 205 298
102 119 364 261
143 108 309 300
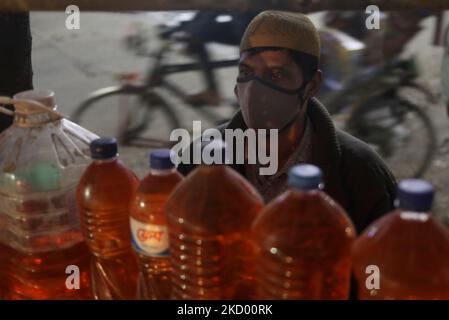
252 164 356 299
166 142 264 299
0 90 96 299
130 149 183 299
76 137 139 299
353 179 449 299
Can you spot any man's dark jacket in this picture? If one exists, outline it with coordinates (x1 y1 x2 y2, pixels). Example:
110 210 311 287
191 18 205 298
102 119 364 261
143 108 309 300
177 97 397 234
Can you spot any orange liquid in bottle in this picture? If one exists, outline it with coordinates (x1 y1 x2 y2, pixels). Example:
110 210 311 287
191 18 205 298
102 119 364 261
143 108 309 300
76 138 139 299
0 243 7 299
130 149 183 299
353 179 449 299
0 194 92 300
166 158 263 299
0 89 98 300
1 241 91 300
252 165 356 299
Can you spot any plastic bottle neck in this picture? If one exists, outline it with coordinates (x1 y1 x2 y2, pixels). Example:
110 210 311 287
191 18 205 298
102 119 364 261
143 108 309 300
150 167 176 176
290 185 322 193
0 96 64 127
93 156 118 164
14 105 60 127
399 209 430 222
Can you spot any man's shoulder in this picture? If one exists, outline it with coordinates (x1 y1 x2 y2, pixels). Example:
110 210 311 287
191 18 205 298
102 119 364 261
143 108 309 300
336 128 397 196
216 121 229 134
335 128 397 232
336 129 386 168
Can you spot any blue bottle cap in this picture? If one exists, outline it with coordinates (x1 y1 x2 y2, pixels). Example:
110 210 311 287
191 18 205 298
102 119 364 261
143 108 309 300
397 179 434 212
150 149 175 170
288 164 323 191
90 137 118 159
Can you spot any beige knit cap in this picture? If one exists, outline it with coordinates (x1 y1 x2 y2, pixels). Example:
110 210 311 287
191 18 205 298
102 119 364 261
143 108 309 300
240 10 320 58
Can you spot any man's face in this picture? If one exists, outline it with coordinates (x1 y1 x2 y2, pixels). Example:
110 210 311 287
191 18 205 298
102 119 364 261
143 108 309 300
237 49 304 91
235 48 322 131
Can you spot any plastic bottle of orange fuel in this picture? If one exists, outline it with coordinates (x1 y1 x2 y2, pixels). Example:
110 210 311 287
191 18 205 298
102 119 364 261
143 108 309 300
352 179 449 299
77 137 139 299
0 91 97 299
130 149 183 299
166 141 264 299
252 164 356 299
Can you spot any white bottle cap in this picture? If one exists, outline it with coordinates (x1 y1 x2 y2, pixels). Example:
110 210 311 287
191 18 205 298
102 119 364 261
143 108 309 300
14 89 56 109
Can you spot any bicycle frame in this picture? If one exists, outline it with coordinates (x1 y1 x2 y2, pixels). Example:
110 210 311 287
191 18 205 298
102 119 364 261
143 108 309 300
143 40 239 104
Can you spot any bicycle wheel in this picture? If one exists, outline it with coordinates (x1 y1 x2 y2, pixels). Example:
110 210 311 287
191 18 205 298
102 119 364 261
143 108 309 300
346 96 437 180
71 85 181 149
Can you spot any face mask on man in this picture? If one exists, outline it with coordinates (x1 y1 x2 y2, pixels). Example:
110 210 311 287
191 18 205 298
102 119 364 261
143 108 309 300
236 75 309 130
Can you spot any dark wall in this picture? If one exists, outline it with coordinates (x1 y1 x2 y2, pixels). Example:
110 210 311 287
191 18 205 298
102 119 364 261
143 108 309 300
0 12 33 132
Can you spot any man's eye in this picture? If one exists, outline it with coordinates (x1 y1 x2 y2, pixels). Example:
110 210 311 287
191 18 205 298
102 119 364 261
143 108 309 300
239 70 251 77
271 72 282 80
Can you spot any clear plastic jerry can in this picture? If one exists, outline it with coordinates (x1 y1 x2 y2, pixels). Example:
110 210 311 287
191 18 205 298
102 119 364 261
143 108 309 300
0 90 98 299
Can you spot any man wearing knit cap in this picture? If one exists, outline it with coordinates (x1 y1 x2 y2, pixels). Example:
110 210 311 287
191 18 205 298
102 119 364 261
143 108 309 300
179 11 397 235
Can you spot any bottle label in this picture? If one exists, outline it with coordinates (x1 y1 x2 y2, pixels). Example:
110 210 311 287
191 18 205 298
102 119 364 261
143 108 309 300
130 217 170 257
